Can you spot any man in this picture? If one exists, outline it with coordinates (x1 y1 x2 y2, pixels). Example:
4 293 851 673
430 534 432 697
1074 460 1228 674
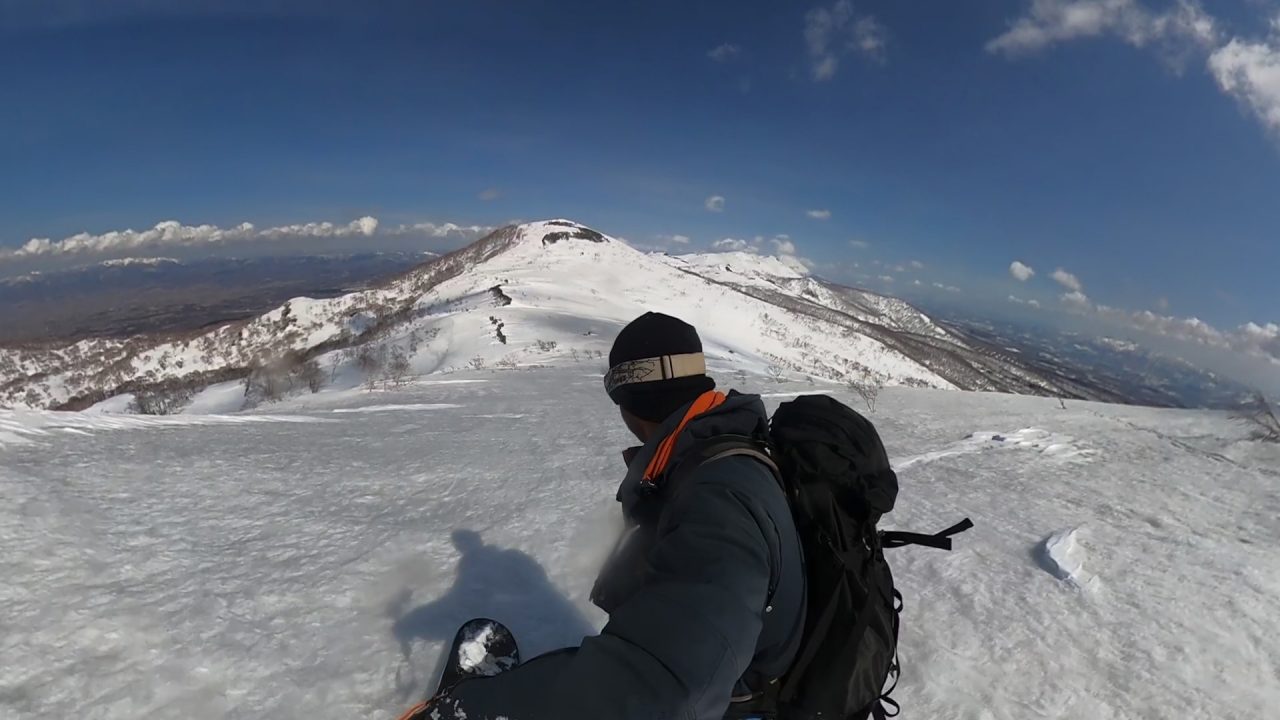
426 312 806 719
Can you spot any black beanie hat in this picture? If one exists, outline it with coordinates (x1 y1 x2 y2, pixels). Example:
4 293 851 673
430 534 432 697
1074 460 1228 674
607 312 716 423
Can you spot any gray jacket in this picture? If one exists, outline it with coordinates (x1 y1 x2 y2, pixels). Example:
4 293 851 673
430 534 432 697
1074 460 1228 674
443 392 805 719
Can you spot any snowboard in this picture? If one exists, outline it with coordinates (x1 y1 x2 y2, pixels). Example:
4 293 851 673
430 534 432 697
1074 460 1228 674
397 618 520 720
436 617 520 692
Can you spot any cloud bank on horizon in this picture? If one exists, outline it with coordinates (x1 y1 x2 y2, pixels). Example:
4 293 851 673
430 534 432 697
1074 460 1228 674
0 217 494 263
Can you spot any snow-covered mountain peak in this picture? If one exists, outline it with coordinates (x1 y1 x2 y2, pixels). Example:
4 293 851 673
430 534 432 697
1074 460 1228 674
509 219 612 248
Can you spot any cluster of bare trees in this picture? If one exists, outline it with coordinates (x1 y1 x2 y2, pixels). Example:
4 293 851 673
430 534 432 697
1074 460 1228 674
848 376 882 413
348 343 413 391
244 350 327 403
1240 392 1280 443
130 386 198 415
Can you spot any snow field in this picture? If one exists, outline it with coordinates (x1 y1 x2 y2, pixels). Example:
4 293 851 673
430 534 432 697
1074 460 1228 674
1 369 1277 719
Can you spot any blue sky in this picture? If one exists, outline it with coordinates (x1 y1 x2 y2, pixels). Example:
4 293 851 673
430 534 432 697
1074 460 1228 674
1 0 1277 381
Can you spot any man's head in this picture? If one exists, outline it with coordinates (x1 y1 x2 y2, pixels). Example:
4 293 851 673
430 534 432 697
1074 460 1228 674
605 312 715 442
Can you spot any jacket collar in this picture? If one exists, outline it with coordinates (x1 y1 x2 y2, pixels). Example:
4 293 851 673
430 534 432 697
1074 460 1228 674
616 391 768 516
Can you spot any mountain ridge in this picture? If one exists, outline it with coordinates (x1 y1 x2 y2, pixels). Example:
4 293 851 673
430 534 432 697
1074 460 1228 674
0 219 1118 411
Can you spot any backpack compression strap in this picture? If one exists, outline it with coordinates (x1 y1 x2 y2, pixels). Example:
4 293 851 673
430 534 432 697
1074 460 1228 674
880 518 974 551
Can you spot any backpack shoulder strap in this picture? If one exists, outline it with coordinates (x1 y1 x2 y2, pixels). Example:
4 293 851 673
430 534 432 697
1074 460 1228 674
665 434 780 488
664 434 785 609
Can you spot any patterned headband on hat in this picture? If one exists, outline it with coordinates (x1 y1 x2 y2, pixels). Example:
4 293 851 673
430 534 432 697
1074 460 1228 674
603 352 707 396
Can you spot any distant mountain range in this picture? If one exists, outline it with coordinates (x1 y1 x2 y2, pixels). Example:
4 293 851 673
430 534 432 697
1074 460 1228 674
0 220 1249 411
0 252 432 343
921 307 1253 410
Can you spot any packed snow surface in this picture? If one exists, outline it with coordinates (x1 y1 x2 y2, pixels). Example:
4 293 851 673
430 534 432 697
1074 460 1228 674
2 367 1278 719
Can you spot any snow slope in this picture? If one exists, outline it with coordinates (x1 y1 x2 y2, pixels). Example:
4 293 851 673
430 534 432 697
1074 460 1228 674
4 219 1089 412
2 366 1277 719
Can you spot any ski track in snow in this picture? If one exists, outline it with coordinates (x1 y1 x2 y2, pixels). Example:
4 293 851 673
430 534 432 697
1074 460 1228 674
0 409 326 449
2 370 1278 720
330 404 463 414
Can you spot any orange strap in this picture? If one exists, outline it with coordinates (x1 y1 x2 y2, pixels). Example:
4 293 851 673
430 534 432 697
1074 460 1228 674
643 390 727 483
396 700 430 720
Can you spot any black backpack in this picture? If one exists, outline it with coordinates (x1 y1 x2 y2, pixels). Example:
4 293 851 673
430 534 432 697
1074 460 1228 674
685 394 972 719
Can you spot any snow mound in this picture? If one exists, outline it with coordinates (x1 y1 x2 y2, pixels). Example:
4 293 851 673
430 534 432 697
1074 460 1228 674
1038 527 1099 591
896 427 1092 470
970 428 1090 459
183 380 249 414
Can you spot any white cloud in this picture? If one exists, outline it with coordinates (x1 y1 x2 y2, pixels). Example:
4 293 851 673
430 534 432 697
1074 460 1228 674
910 259 926 270
989 2 1280 138
1102 308 1280 364
849 239 871 249
854 16 888 61
1061 290 1093 310
5 216 380 260
708 43 741 62
1051 267 1084 292
1235 321 1280 362
1208 35 1280 135
1010 260 1036 282
912 279 924 286
748 235 812 273
805 1 888 81
1009 295 1044 308
667 234 691 245
477 187 501 201
813 56 839 81
879 275 895 283
1156 296 1170 311
713 237 758 253
986 0 1218 56
933 282 962 293
705 195 726 212
387 222 494 238
806 209 832 220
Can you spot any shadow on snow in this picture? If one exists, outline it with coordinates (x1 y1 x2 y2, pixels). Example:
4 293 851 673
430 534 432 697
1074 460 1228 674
389 529 595 699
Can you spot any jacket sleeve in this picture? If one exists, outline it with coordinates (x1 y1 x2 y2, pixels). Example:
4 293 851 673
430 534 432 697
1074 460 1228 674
445 457 776 720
